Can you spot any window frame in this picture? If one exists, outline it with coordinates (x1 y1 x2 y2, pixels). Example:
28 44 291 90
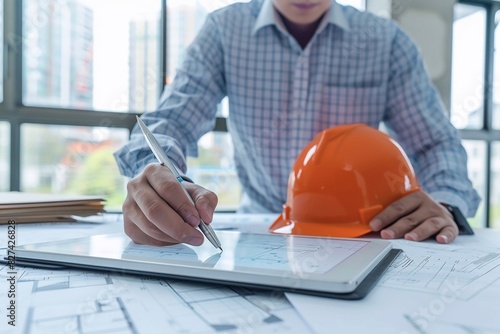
0 0 228 193
456 0 500 227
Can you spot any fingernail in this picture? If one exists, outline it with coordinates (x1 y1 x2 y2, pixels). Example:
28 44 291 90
438 234 449 244
186 214 200 227
381 229 395 239
187 236 203 246
369 218 382 231
405 232 417 241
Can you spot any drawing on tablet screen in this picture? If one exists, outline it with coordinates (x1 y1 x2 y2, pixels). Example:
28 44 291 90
122 233 369 275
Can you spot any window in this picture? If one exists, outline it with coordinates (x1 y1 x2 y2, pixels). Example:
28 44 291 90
451 4 486 129
462 140 487 227
2 0 162 211
493 9 500 130
0 0 3 103
22 0 162 113
20 124 129 210
491 142 500 228
451 4 488 228
452 1 500 228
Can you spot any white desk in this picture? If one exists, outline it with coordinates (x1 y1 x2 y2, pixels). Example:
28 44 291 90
1 214 499 334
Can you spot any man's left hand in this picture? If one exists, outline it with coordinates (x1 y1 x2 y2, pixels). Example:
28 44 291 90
369 190 458 244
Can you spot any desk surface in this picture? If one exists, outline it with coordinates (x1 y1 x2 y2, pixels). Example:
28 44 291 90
1 214 500 334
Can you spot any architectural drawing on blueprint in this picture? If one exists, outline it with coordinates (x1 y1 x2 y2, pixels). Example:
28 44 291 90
0 264 311 334
379 240 500 300
404 314 500 334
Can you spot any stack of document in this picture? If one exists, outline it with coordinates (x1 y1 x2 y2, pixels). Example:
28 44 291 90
0 192 106 224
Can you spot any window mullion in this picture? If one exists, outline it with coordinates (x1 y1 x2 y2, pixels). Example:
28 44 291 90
3 0 23 190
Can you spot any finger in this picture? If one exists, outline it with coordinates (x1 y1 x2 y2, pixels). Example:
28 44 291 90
435 226 459 244
404 219 458 243
129 178 204 246
124 200 199 245
144 164 204 228
370 194 421 231
134 192 204 245
124 218 176 246
184 182 218 224
379 211 425 239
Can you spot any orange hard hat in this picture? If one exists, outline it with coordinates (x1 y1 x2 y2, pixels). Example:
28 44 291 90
269 124 420 238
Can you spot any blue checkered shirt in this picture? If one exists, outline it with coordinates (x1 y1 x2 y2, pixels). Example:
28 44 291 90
115 0 480 216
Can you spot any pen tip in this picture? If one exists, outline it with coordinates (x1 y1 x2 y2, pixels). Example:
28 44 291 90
218 247 223 253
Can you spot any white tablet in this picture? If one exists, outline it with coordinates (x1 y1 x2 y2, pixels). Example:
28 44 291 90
13 232 398 299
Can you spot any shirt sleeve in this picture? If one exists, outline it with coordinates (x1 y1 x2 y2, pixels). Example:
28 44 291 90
114 15 227 178
383 24 481 217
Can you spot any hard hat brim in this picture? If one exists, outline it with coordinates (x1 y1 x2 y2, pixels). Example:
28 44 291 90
269 213 373 238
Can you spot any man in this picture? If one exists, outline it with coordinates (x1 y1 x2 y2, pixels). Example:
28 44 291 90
114 0 480 246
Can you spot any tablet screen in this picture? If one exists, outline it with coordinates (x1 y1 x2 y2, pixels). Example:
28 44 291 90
15 231 392 295
123 233 370 275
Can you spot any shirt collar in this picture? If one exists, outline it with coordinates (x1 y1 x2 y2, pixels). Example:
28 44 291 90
252 0 350 35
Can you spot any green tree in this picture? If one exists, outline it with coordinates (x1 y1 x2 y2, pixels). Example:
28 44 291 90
66 146 126 209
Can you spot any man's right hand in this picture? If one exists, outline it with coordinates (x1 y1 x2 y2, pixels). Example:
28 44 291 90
122 163 218 246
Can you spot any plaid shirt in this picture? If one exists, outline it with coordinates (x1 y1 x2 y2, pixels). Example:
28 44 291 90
115 0 480 216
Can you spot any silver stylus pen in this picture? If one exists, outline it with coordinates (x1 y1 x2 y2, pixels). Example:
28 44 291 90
135 116 223 252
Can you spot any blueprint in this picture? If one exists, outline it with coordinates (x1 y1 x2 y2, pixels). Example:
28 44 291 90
286 233 500 334
0 263 311 334
380 240 500 300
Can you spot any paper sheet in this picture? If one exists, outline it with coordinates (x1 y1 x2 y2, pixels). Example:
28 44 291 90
0 192 105 224
286 229 500 334
0 264 312 334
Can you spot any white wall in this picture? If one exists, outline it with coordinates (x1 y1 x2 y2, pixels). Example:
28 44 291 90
367 0 456 112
